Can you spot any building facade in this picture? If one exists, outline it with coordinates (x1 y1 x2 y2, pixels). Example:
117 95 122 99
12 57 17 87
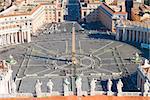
137 59 150 93
97 3 127 32
80 1 101 22
116 20 150 44
0 0 65 48
79 0 127 32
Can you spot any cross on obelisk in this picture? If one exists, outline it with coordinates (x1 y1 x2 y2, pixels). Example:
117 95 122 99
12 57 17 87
72 23 77 65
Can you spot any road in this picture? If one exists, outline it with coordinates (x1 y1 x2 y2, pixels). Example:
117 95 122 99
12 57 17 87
65 0 81 21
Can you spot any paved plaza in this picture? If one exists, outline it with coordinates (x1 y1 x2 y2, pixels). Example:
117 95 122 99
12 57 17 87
0 22 141 94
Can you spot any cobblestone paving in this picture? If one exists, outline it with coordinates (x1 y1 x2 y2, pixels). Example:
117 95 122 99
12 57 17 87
0 22 141 94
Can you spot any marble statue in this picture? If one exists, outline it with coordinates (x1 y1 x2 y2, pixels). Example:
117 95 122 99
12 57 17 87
90 78 97 92
143 59 150 68
64 27 66 32
63 78 70 96
35 80 42 95
117 79 123 93
7 55 17 65
144 80 150 93
135 52 140 63
107 79 112 92
50 24 54 33
2 60 7 68
11 81 17 94
47 79 54 93
75 76 82 96
55 24 58 31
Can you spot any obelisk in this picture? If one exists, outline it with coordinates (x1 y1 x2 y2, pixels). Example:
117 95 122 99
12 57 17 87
72 23 77 65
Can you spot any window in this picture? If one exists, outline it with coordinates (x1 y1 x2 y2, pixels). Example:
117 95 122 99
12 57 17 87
58 19 61 22
58 12 61 16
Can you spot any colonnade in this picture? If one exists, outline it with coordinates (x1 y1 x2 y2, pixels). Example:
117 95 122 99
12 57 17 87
116 27 149 44
0 31 31 47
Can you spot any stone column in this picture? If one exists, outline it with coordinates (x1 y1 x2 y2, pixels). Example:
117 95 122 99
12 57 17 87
131 30 133 41
15 32 18 43
2 34 5 45
132 30 135 42
122 28 126 41
144 32 146 43
1 35 4 46
24 31 27 42
6 34 8 45
19 32 22 43
3 34 6 45
126 30 129 41
128 30 131 41
10 33 14 44
0 35 2 45
136 31 139 42
27 31 31 43
21 32 24 43
4 34 7 45
139 31 142 43
7 34 11 45
146 32 148 44
142 32 145 43
115 28 120 40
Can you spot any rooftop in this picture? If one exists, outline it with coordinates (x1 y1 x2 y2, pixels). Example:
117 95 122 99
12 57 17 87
0 4 38 17
118 20 150 29
0 0 60 18
132 4 150 21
